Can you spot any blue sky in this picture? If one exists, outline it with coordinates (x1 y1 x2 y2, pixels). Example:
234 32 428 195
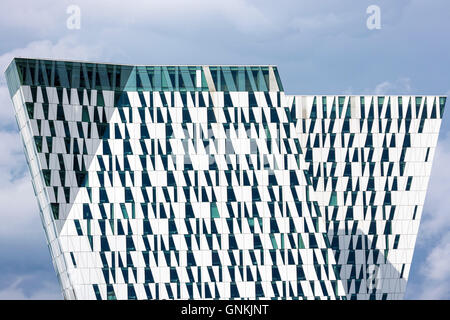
0 0 449 299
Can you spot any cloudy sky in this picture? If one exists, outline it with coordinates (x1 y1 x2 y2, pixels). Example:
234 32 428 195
0 0 449 299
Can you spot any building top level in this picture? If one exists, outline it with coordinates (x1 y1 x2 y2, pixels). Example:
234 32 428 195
6 58 448 100
5 58 284 97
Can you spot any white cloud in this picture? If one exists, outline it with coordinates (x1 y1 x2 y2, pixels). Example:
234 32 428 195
0 130 41 239
0 274 61 300
0 130 26 171
374 81 391 95
0 86 16 128
422 232 450 281
0 0 60 36
0 36 103 76
413 231 450 299
420 130 450 240
373 77 412 95
0 174 40 239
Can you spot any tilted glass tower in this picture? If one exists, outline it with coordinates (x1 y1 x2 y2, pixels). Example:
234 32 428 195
5 58 446 300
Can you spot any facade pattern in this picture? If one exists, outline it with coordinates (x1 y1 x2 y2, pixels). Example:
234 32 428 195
5 58 446 300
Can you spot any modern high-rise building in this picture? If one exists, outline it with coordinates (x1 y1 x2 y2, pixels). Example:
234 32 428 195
5 58 446 300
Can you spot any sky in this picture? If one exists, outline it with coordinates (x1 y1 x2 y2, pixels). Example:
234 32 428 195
0 0 449 299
